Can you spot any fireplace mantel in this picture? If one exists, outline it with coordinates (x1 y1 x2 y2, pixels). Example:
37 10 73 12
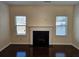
28 26 53 28
29 26 53 45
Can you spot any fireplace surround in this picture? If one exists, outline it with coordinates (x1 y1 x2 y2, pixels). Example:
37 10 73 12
29 26 53 45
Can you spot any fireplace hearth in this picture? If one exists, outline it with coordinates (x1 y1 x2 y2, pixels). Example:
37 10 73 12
33 31 49 47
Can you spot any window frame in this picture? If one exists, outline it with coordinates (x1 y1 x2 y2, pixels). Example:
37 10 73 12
15 16 27 36
55 15 68 36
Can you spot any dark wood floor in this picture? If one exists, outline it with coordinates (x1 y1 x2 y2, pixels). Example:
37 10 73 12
0 44 79 57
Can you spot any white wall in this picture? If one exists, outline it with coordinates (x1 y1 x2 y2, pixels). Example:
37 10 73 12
0 2 10 51
73 5 79 49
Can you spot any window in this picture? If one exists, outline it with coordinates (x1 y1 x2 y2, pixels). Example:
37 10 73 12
56 16 68 36
15 16 26 35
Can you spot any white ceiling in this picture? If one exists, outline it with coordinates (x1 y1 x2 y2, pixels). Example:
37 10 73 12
2 1 79 5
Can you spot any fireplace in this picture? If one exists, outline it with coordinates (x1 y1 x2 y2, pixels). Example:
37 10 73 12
33 31 49 47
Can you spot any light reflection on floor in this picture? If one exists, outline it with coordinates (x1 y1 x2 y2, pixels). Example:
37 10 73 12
16 51 26 57
55 52 66 57
16 50 66 57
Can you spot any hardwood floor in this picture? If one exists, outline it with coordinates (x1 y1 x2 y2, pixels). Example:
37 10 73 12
0 44 79 57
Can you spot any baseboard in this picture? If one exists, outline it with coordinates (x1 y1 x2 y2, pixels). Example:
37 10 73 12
11 42 32 45
0 42 11 52
72 44 79 50
11 42 72 45
52 43 72 45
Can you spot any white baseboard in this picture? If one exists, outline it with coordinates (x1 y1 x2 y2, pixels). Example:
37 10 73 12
12 42 72 45
52 43 72 45
0 42 11 52
11 42 32 45
72 44 79 50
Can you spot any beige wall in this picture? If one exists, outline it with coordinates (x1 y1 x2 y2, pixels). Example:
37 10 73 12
0 2 10 50
10 5 74 44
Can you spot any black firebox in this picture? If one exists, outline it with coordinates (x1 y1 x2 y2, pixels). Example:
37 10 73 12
33 31 49 47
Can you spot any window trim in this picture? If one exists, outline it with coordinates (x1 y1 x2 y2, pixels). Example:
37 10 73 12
56 15 68 37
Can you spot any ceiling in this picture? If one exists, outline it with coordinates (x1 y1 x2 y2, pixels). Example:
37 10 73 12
2 1 79 5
